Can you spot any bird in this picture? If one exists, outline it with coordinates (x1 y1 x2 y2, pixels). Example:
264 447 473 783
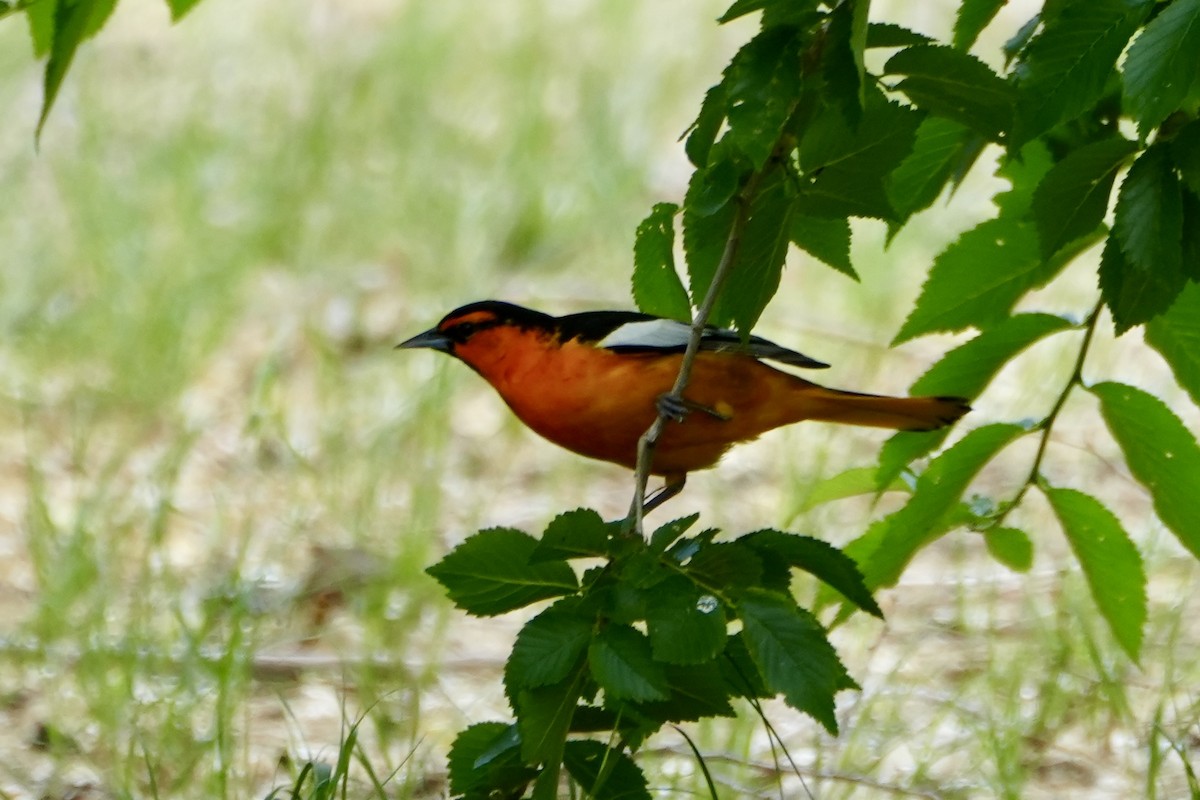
398 300 969 511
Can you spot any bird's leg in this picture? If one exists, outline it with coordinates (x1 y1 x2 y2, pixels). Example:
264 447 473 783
642 474 687 514
655 393 731 422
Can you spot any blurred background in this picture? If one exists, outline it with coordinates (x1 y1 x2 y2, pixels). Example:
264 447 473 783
1 0 1197 797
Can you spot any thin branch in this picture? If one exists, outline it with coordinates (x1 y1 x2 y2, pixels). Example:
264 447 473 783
626 172 763 534
986 301 1103 530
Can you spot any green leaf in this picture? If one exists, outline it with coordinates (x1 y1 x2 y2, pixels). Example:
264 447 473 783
709 167 796 331
165 0 204 21
682 169 739 309
725 26 803 169
1043 485 1147 660
1172 119 1200 195
801 465 908 510
796 94 923 221
879 312 1075 484
562 740 651 800
822 0 869 125
515 668 585 765
631 203 691 323
1146 282 1200 408
588 624 669 702
736 588 855 733
983 526 1034 572
644 576 728 664
854 423 1027 590
1103 145 1187 332
719 632 771 698
866 22 933 48
1031 137 1137 259
686 541 764 589
789 214 855 279
638 661 736 721
1011 0 1149 146
25 0 55 57
742 529 882 618
887 116 973 223
1090 381 1200 560
685 84 727 168
532 508 610 563
892 217 1042 342
1123 0 1200 136
426 528 578 617
39 0 95 137
505 601 593 693
447 723 534 798
883 44 1014 142
648 513 700 553
954 0 1005 51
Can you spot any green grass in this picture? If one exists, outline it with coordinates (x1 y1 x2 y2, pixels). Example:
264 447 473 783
2 0 1199 797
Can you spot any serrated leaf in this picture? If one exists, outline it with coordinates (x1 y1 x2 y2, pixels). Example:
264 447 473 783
683 171 739 310
796 94 922 221
632 203 691 323
505 601 593 693
719 632 771 698
447 723 533 798
1090 381 1200 560
515 667 585 764
866 22 933 48
1123 0 1200 136
1044 485 1147 660
708 167 796 331
588 625 669 702
426 528 578 617
686 541 764 589
893 217 1042 342
1011 0 1149 146
1032 137 1136 259
532 508 611 563
954 0 1005 51
562 740 651 800
685 84 727 168
649 513 700 553
1104 146 1187 331
789 214 855 278
801 466 908 510
879 312 1075 483
1003 12 1042 66
855 423 1027 590
887 116 973 223
983 526 1034 572
644 576 728 664
726 26 804 169
822 0 869 124
884 44 1014 142
737 588 855 733
638 661 736 721
742 529 882 617
1146 282 1200 408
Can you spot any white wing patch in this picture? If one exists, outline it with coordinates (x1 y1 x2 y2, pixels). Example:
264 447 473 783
598 319 693 350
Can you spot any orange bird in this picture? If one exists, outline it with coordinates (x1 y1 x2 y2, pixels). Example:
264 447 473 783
399 301 969 510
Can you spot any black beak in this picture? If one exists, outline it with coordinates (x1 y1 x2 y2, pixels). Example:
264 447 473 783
395 328 454 353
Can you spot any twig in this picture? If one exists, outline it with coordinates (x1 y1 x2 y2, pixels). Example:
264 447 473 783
986 301 1102 530
626 176 758 535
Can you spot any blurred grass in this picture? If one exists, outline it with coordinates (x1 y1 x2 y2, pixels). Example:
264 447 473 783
1 0 1198 798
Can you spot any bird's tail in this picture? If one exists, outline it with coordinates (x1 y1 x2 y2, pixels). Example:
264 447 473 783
795 386 970 432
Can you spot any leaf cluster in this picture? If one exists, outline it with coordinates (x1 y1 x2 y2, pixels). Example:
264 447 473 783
428 509 880 798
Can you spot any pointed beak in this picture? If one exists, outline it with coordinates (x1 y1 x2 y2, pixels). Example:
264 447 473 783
395 328 454 353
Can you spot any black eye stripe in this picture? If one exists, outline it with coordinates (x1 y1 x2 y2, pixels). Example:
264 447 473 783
444 317 502 342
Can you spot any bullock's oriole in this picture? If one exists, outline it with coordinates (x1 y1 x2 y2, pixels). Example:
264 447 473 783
399 301 969 508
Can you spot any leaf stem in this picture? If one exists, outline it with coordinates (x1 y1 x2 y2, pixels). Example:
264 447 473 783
987 301 1102 529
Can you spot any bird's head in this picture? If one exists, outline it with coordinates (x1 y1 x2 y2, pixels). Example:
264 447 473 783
396 301 556 372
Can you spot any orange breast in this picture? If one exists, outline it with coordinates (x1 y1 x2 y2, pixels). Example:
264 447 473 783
454 328 817 475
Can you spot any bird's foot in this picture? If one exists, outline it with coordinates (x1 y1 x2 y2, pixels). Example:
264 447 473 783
656 393 731 422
